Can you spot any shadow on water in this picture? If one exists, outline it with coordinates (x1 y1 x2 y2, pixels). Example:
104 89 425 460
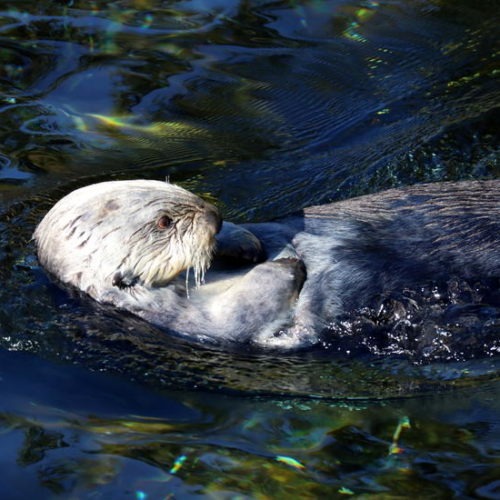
0 0 499 497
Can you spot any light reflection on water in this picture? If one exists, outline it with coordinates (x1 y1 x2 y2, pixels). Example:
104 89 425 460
2 349 500 498
0 0 499 497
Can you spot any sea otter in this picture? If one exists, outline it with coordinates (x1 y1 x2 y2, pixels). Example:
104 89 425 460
34 179 499 349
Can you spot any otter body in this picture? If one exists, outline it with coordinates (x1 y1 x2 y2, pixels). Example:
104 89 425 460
34 179 499 350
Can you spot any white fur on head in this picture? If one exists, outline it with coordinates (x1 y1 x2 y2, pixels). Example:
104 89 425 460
34 180 221 300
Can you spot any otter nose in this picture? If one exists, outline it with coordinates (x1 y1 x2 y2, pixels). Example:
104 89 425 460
202 205 223 236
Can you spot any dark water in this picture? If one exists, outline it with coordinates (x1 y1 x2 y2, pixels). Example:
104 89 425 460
0 0 499 497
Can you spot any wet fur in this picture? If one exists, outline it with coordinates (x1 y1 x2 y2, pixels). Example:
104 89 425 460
239 180 499 347
34 179 499 351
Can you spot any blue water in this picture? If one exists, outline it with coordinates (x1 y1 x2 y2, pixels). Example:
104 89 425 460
0 0 499 497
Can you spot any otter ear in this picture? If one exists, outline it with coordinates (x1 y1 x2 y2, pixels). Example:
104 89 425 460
112 271 138 289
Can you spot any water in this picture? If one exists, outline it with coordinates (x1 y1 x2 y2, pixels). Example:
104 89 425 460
0 0 499 497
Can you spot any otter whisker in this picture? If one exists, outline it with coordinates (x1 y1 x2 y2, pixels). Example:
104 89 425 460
184 257 210 299
185 267 191 299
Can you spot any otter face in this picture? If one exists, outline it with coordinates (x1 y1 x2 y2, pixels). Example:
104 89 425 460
34 180 221 299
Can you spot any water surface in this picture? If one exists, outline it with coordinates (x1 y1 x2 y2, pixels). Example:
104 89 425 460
0 0 499 497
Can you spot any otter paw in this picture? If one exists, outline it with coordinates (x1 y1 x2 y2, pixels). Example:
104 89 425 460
273 258 307 291
215 222 266 264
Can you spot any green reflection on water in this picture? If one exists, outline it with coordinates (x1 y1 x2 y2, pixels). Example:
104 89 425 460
0 0 498 497
1 381 499 498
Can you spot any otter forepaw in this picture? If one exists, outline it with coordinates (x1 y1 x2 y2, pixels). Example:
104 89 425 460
215 222 266 264
273 257 307 292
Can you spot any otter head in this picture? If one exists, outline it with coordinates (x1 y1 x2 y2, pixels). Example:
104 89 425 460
33 180 222 299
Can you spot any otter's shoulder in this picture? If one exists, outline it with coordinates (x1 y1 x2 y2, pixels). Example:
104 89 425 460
303 180 499 219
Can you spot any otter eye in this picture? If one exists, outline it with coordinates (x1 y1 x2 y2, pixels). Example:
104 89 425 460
157 215 173 230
